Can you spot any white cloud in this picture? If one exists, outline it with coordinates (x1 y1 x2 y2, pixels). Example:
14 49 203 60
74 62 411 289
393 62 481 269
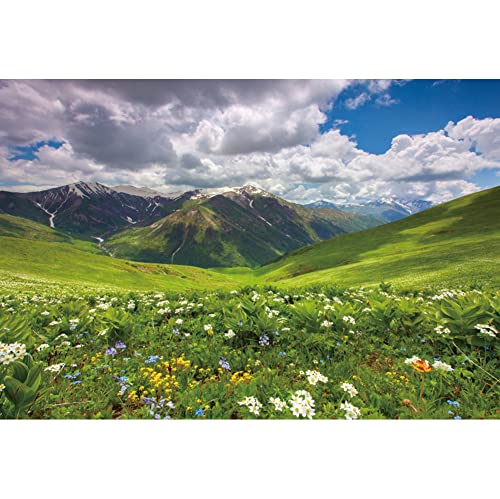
0 82 498 205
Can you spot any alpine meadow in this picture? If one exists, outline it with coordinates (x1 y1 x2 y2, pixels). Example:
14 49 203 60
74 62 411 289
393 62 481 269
0 79 498 420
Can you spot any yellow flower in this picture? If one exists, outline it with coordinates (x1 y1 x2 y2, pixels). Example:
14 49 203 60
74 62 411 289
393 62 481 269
411 359 432 373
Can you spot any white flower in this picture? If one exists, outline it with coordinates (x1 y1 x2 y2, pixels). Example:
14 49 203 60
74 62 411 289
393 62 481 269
1 353 15 365
321 320 334 328
474 324 497 338
225 329 236 339
48 320 60 326
36 343 50 352
41 310 50 316
340 382 358 398
45 362 65 373
288 390 315 419
238 396 263 416
432 360 454 372
0 383 5 393
343 315 356 325
175 318 183 325
340 401 361 420
269 397 287 412
203 324 212 331
305 369 328 386
435 325 451 335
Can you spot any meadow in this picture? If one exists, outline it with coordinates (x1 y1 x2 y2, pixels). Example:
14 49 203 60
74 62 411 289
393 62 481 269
1 282 498 419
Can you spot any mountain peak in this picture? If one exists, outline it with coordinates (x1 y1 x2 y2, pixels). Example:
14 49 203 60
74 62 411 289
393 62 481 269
67 181 114 198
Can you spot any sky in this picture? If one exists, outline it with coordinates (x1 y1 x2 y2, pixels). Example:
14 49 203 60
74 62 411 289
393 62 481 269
0 79 499 204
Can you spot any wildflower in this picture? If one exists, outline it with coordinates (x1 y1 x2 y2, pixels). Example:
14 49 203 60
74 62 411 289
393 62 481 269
434 325 451 335
269 397 287 412
259 334 270 346
432 360 453 372
115 341 127 350
405 356 432 373
175 318 183 325
340 382 358 398
288 390 315 419
305 369 328 386
343 315 356 325
321 320 334 328
195 408 205 417
454 416 462 420
105 347 117 357
340 401 361 420
225 329 236 339
0 383 5 393
447 400 460 407
1 353 15 365
238 396 263 416
45 362 65 373
204 324 214 336
474 324 497 337
145 355 160 364
219 356 231 371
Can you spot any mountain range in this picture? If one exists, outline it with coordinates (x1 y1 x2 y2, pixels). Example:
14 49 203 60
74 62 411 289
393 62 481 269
0 181 382 267
306 197 433 222
0 186 497 291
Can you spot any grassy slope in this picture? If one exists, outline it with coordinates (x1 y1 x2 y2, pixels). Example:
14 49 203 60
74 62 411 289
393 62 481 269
255 186 500 289
1 187 499 291
0 215 248 292
106 194 382 268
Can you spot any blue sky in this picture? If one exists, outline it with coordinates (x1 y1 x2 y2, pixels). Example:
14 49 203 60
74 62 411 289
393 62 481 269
0 79 498 202
323 79 500 189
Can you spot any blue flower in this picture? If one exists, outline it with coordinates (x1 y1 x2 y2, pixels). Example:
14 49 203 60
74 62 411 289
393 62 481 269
71 380 82 385
115 341 126 350
278 351 287 357
219 356 231 371
454 416 462 420
195 408 205 417
105 347 117 357
447 400 460 407
69 325 77 331
145 355 160 364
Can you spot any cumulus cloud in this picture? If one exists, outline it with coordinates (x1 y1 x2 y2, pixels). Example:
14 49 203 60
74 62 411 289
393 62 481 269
0 81 498 204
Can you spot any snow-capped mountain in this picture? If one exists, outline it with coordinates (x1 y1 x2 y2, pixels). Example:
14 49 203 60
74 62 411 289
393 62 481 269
306 197 433 222
0 181 381 267
0 181 187 237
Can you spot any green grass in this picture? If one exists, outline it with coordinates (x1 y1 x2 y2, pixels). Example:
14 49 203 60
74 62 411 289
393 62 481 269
0 187 498 292
255 186 500 289
0 214 247 292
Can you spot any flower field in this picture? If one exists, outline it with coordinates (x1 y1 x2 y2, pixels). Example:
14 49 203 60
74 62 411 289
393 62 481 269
0 282 498 419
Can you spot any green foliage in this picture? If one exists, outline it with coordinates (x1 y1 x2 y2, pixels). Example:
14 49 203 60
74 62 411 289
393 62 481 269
0 283 497 420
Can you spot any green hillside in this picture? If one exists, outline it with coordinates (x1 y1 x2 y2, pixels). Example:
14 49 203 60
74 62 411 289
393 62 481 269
256 186 500 288
1 187 499 292
0 214 247 292
106 193 380 268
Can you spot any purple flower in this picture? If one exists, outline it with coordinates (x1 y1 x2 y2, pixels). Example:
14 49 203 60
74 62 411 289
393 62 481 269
115 341 127 350
219 356 231 371
105 347 117 357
